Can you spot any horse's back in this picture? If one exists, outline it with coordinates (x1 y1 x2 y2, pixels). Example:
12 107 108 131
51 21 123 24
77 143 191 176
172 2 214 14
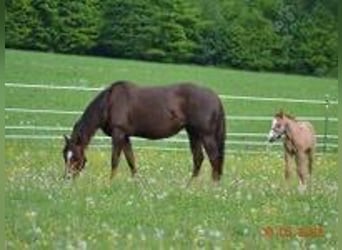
122 81 222 116
299 121 315 135
106 81 224 137
173 83 223 124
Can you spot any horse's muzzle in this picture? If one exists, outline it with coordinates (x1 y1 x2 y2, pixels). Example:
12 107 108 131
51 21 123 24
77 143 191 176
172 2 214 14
63 164 78 180
63 172 72 180
268 137 275 143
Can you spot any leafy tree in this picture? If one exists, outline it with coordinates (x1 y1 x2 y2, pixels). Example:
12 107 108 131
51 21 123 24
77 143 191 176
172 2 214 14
5 0 34 49
26 0 58 51
194 0 232 65
96 0 155 58
148 0 200 62
292 2 337 75
54 0 101 54
4 0 338 76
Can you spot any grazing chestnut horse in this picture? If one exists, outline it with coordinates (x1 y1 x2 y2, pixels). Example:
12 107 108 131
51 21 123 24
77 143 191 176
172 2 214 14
267 111 316 192
62 80 226 183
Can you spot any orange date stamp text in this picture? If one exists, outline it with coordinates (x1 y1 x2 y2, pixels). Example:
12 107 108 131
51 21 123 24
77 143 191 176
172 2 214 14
261 225 324 238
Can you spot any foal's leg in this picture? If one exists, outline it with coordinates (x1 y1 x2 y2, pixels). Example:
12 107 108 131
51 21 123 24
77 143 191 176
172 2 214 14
123 137 137 177
295 152 308 193
307 149 314 176
284 150 292 182
306 149 314 190
202 134 222 182
186 132 204 187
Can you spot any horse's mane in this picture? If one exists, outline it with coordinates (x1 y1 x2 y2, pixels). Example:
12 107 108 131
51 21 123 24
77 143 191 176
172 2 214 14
110 80 135 89
71 86 111 145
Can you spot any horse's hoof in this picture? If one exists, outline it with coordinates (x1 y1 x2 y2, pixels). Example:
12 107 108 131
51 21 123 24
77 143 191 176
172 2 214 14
212 180 220 188
298 184 307 194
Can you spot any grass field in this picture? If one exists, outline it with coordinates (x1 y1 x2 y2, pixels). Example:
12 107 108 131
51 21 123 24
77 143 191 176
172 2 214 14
5 50 338 149
5 49 338 249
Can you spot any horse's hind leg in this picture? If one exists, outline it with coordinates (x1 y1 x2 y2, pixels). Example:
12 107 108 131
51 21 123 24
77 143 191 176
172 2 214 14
123 137 137 177
202 134 222 182
186 131 204 186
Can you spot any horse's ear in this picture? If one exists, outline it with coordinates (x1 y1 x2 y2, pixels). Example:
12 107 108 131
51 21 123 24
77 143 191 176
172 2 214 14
63 134 70 144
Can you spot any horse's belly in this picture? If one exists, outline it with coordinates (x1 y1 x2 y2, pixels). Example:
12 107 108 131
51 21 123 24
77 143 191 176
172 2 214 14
132 107 185 139
133 115 184 138
134 125 183 139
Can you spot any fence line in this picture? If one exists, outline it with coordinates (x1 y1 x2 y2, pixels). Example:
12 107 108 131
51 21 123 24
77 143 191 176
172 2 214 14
5 82 103 91
5 82 338 105
218 95 334 104
5 107 338 122
5 82 338 151
5 107 82 115
4 134 338 148
4 125 338 139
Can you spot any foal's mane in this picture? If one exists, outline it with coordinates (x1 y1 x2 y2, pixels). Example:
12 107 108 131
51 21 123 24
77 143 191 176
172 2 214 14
275 111 296 121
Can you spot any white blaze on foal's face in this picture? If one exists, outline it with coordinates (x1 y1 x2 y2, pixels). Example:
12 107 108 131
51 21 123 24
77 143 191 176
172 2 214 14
267 118 278 142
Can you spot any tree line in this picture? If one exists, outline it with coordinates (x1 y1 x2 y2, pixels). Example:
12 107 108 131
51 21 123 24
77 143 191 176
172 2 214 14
5 0 338 76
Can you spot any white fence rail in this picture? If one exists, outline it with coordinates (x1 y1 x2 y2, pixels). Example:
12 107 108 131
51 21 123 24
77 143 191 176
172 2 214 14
4 125 339 139
4 134 338 149
4 107 338 122
5 82 338 105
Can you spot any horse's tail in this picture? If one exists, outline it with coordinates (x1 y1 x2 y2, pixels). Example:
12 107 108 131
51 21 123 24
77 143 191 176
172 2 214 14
215 102 226 175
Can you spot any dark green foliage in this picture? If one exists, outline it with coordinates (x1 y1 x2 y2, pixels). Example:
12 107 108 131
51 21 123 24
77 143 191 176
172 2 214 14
26 0 58 51
5 0 100 53
54 0 100 54
96 0 153 58
96 0 200 63
5 0 34 49
5 0 337 76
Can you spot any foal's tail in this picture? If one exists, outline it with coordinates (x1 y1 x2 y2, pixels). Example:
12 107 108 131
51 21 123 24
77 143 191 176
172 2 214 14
215 102 226 175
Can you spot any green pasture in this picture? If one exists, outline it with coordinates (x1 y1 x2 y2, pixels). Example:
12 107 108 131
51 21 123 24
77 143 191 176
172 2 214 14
5 49 338 150
5 49 338 249
5 141 338 249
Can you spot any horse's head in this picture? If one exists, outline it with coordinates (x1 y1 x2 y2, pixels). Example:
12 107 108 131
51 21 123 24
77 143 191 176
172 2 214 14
62 135 87 179
267 111 288 142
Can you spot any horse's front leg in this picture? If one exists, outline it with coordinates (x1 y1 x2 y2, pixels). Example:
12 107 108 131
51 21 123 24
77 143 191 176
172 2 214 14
123 137 137 177
110 129 125 180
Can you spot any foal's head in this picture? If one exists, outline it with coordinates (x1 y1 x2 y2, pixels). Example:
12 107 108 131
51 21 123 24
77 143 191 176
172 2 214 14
62 135 87 179
267 111 294 142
